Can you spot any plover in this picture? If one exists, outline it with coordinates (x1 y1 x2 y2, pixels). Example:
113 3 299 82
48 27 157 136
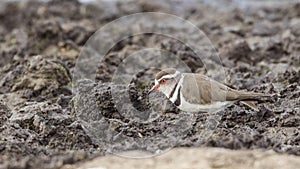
149 68 273 112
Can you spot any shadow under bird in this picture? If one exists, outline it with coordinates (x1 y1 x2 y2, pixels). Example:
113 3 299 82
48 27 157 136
149 68 275 113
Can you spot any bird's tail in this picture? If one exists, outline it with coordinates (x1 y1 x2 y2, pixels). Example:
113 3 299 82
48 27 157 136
238 92 278 112
238 91 278 100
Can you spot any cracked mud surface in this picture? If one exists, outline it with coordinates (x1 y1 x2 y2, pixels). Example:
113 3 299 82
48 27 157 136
0 0 299 168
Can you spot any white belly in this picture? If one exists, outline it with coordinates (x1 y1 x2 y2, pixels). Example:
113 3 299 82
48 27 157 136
178 92 233 113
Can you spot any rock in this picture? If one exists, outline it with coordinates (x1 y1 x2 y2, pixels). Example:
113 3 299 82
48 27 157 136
290 18 300 36
0 55 72 98
222 40 253 63
72 147 300 169
0 102 11 126
252 21 280 36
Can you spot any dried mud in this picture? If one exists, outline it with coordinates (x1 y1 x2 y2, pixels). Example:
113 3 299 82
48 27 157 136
0 0 299 169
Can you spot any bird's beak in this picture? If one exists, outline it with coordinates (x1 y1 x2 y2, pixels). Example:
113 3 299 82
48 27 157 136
148 85 159 94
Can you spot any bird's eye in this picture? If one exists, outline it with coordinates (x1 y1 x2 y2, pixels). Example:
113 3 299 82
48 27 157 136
160 79 167 84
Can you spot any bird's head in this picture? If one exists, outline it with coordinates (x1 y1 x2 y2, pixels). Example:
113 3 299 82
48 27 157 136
149 68 181 98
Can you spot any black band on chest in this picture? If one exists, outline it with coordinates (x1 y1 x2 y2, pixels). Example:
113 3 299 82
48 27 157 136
174 86 181 106
169 82 178 99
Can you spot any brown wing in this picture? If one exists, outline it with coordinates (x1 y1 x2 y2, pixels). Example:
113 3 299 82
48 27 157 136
181 73 250 105
181 73 272 105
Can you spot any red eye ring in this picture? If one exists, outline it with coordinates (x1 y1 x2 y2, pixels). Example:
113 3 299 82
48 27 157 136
160 79 167 84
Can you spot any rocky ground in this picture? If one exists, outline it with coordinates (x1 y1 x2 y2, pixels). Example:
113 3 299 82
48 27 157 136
0 0 299 169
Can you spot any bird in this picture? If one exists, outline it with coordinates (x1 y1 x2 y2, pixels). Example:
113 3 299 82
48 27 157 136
148 68 274 113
